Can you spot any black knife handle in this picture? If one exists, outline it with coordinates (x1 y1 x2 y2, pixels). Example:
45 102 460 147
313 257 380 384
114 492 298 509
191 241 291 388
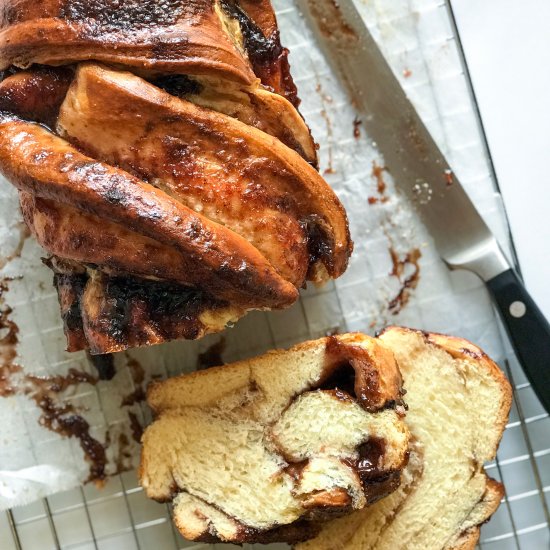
487 268 550 413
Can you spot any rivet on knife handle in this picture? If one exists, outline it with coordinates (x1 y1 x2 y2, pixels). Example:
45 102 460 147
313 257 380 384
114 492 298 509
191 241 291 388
487 269 550 413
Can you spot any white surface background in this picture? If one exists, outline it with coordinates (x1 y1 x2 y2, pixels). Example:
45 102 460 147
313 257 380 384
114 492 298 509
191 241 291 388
452 0 550 319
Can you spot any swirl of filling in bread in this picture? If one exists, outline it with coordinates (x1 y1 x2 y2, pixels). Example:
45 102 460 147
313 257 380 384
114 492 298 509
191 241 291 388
298 327 512 550
140 334 410 544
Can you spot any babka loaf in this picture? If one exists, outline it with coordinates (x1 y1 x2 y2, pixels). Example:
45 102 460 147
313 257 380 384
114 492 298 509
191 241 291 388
0 0 352 354
140 333 410 544
298 327 512 550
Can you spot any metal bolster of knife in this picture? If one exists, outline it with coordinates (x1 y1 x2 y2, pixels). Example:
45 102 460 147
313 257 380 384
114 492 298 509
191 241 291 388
444 237 510 281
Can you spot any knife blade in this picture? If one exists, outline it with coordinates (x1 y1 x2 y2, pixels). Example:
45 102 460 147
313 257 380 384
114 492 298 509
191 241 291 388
297 0 550 412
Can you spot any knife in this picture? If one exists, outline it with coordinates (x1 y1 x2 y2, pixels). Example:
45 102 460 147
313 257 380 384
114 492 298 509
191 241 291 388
297 0 550 413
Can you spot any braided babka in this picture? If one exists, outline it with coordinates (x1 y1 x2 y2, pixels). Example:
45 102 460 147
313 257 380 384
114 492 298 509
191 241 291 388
0 0 352 354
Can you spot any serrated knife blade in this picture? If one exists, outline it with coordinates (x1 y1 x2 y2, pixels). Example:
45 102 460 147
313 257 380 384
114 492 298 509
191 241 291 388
297 0 550 412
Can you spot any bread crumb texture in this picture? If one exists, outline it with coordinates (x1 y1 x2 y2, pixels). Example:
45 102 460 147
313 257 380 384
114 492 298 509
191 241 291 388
140 333 410 543
298 326 511 550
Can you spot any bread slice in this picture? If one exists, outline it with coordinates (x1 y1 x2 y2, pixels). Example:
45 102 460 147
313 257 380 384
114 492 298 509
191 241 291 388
140 333 410 544
298 327 512 550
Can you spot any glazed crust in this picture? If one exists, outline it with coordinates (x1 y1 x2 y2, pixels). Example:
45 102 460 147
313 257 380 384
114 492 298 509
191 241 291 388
0 0 296 101
56 64 351 285
216 0 299 104
0 0 255 82
0 114 298 309
21 193 230 288
0 67 73 126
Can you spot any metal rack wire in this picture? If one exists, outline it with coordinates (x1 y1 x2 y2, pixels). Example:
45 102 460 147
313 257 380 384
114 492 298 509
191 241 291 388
1 1 549 549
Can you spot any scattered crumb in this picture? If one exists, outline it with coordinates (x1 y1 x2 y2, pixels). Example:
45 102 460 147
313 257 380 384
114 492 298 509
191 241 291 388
444 169 454 187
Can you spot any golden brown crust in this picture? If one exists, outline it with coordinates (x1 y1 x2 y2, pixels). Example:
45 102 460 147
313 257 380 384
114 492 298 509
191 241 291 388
21 193 238 288
59 64 310 286
234 0 278 34
0 0 298 103
178 78 317 165
0 114 298 309
57 64 350 283
217 0 299 105
0 1 351 353
147 333 405 414
323 334 404 412
0 0 256 83
0 67 73 127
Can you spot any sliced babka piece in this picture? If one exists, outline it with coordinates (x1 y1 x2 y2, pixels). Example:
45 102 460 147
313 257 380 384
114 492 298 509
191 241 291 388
140 333 410 544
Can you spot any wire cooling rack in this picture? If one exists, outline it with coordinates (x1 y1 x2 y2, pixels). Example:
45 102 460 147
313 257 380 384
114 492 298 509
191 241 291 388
1 0 549 549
